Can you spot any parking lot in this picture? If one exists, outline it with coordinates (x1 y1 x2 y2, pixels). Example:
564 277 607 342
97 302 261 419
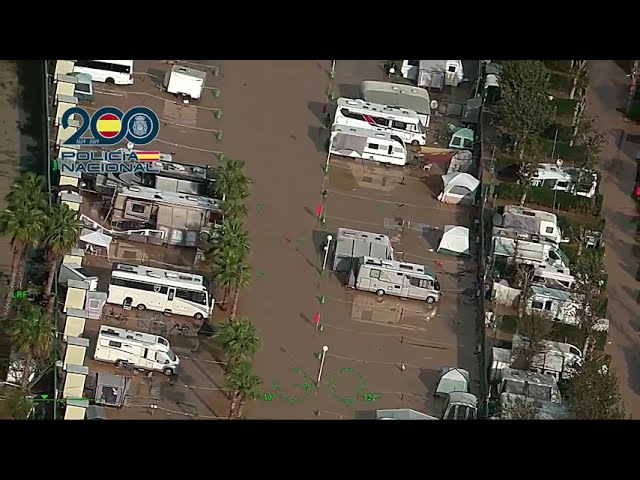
80 60 480 419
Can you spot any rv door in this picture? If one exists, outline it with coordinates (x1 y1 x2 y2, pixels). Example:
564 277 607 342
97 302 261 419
142 348 155 369
166 287 176 311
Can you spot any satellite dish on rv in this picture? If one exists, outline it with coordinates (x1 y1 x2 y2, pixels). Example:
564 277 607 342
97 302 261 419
556 158 563 168
430 100 439 110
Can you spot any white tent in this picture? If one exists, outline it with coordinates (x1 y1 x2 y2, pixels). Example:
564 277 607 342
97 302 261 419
437 172 480 205
79 229 113 249
437 225 470 256
434 367 470 398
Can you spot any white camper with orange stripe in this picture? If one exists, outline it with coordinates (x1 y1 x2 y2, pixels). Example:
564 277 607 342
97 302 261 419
333 97 426 146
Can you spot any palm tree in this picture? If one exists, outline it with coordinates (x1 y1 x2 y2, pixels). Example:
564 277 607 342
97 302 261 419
224 360 262 419
209 218 250 257
230 263 251 321
214 316 261 368
219 200 248 221
210 246 248 308
42 204 82 311
10 304 56 390
214 159 250 204
0 173 48 318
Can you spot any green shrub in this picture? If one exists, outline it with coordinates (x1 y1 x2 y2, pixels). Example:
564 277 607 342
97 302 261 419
494 184 603 217
544 60 573 74
557 213 606 238
552 98 578 118
549 73 572 95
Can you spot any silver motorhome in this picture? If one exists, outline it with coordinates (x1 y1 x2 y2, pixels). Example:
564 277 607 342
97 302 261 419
109 186 222 247
360 81 431 128
348 256 441 303
492 205 563 245
331 228 394 273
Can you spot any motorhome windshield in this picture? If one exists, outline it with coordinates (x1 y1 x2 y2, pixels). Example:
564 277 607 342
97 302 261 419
418 122 426 135
503 380 552 402
168 349 177 362
434 280 441 291
158 337 168 347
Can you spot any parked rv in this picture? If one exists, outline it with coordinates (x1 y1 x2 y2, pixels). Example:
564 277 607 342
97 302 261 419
525 285 580 325
492 205 564 245
360 81 431 128
329 125 408 166
94 325 180 375
400 60 464 90
530 265 575 291
347 256 441 303
492 236 569 269
109 186 222 247
498 367 562 404
333 97 426 145
163 65 206 103
107 263 214 319
331 228 394 273
509 334 583 382
529 163 598 198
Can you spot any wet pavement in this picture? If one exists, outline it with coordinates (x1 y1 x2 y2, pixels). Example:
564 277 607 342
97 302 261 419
587 60 640 417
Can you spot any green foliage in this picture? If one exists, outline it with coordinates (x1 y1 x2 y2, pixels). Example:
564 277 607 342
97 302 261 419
215 316 261 366
494 183 603 216
549 73 572 95
4 389 33 419
543 60 573 74
225 360 262 419
496 61 555 158
501 395 541 419
567 358 625 419
212 158 250 220
551 97 578 118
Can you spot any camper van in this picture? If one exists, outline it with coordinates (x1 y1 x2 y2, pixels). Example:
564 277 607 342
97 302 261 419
331 228 394 273
492 237 568 269
107 263 214 319
94 325 180 375
530 265 575 291
333 98 426 145
330 125 408 166
498 367 562 404
360 81 431 128
400 60 464 89
348 256 441 303
510 334 583 382
526 285 580 325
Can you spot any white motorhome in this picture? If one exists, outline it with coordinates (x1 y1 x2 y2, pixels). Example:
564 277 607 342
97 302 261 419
492 236 569 269
530 163 598 198
400 60 464 89
493 205 564 245
526 285 580 325
360 81 431 128
94 325 180 375
107 263 214 320
348 256 442 303
498 367 562 404
163 65 206 102
510 334 583 382
330 125 408 166
333 98 426 145
331 228 394 273
73 60 134 85
530 265 575 291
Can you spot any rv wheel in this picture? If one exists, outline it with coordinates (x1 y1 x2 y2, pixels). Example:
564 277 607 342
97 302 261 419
376 289 385 297
194 313 203 320
411 140 420 146
163 368 173 376
116 360 125 368
137 304 146 311
426 296 435 304
105 77 115 85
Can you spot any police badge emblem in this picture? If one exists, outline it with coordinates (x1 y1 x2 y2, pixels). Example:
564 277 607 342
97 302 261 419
130 114 150 139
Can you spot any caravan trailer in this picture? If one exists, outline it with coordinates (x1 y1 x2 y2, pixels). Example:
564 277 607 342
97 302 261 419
361 81 431 128
94 325 180 375
330 125 408 166
107 263 214 319
334 98 426 145
348 256 441 303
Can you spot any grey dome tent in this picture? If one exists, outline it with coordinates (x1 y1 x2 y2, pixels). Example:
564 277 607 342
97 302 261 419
437 225 470 257
434 367 470 398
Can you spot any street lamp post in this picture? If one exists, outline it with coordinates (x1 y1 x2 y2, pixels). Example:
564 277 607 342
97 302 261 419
322 235 333 272
317 346 329 386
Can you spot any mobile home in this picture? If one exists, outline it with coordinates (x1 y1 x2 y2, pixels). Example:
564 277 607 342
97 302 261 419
498 367 563 404
530 163 598 198
360 81 431 127
525 285 580 325
331 228 394 273
109 186 222 247
94 325 180 375
348 256 441 303
530 265 575 291
510 334 582 382
400 60 464 89
330 125 408 166
107 263 214 319
492 237 569 269
333 97 426 145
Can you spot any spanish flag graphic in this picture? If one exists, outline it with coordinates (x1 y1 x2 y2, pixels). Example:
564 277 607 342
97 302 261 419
95 113 122 138
134 151 161 162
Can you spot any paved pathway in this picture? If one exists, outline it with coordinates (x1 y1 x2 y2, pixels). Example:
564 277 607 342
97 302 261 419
587 60 640 417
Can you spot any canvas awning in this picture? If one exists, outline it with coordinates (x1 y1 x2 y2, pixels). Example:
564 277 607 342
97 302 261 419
79 229 113 249
330 132 367 155
437 225 470 256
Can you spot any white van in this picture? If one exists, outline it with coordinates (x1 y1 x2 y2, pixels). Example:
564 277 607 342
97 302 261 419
334 98 426 145
94 325 180 376
330 125 408 166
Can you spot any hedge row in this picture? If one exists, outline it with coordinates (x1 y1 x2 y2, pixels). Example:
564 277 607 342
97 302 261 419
494 183 603 216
